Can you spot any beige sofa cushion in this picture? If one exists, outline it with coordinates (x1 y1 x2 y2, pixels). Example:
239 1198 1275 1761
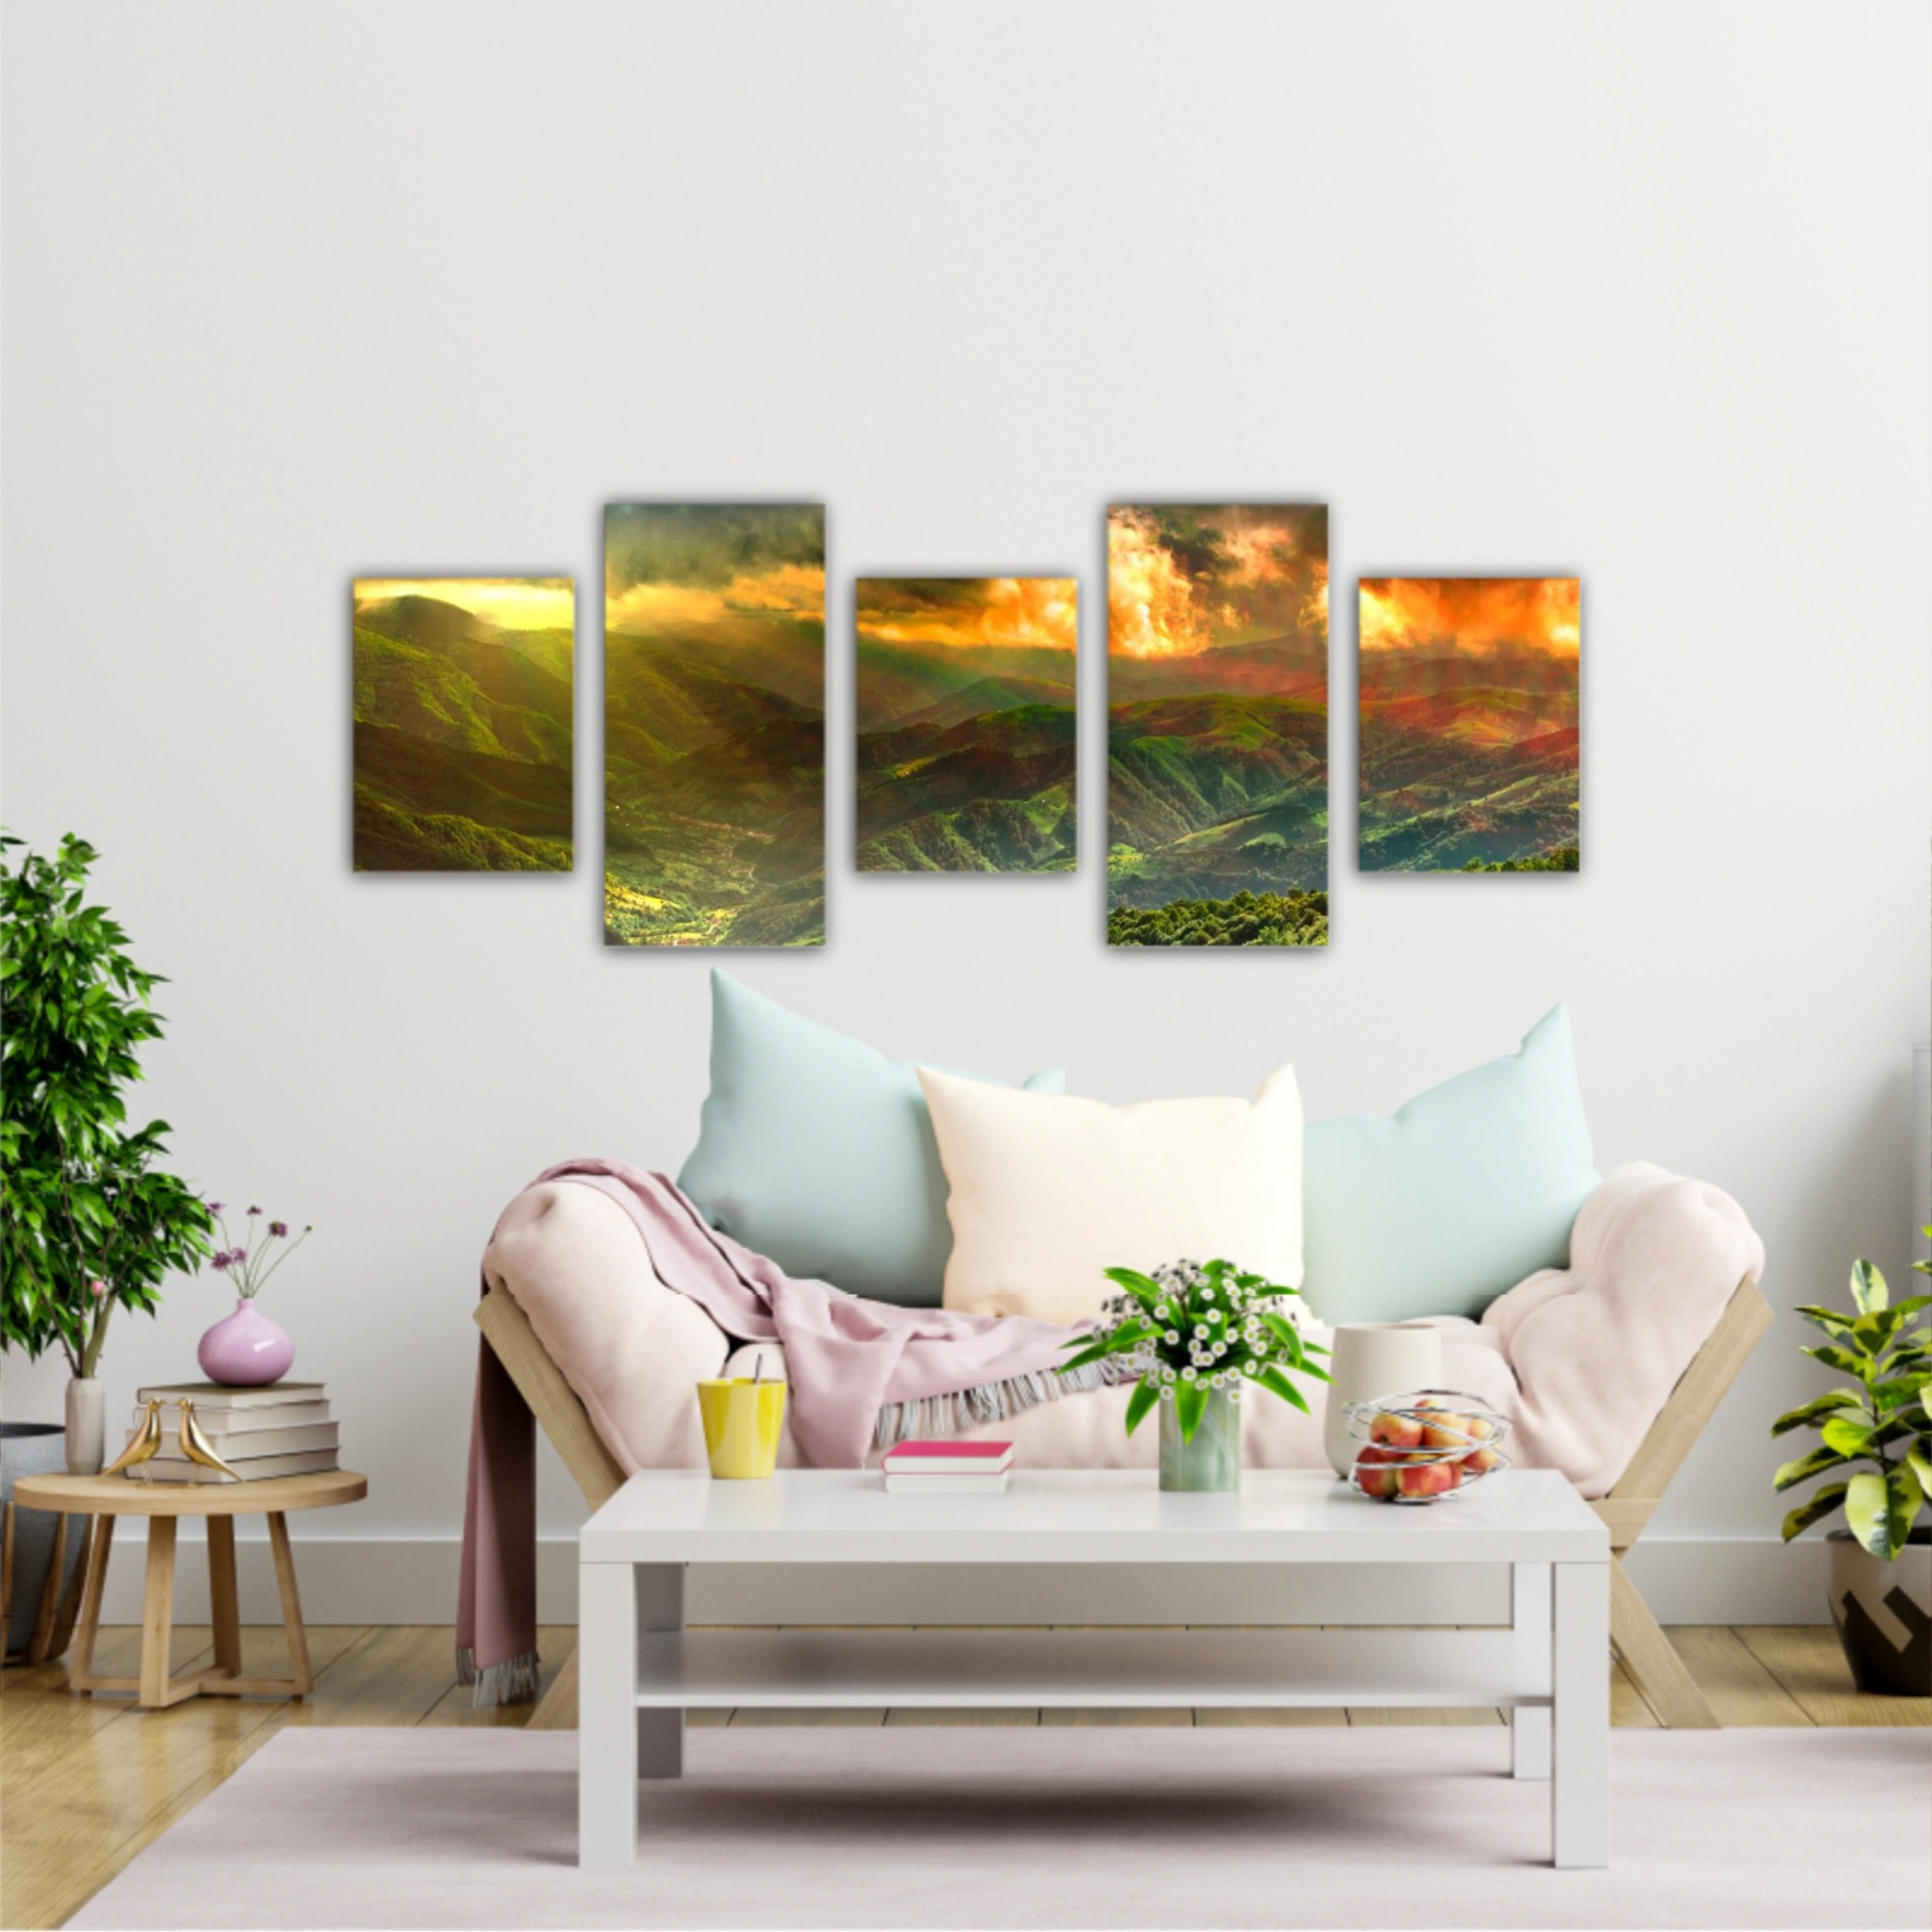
919 1063 1304 1325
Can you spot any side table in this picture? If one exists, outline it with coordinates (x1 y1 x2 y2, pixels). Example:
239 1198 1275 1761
10 1469 367 1709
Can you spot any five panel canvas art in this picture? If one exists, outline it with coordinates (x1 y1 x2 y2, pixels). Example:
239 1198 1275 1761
352 505 1581 948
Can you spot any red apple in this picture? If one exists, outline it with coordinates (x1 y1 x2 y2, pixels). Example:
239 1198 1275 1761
1369 1410 1423 1451
1465 1446 1504 1475
1397 1459 1462 1500
1421 1413 1474 1451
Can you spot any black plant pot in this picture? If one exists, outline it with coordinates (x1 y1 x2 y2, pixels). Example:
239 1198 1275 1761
1827 1526 1932 1696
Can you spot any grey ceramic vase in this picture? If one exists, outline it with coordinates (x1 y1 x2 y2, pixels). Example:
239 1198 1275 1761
2 1422 87 1659
1827 1526 1931 1696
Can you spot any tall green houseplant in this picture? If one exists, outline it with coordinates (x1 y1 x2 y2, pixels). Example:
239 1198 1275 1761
1 835 212 1458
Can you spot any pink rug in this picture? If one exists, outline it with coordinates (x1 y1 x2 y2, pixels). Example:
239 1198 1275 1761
73 1724 1930 1930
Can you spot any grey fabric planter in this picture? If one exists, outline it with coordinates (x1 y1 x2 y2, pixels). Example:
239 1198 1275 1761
2 1422 87 1659
1827 1526 1932 1696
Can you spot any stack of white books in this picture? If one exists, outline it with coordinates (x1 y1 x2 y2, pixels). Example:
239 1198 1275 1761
126 1382 338 1482
880 1439 1013 1495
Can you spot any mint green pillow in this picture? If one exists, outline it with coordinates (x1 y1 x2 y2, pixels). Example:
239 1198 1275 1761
1301 1007 1599 1325
677 972 1065 1308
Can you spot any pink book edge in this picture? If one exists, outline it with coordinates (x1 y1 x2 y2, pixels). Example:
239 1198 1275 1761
881 1440 1014 1464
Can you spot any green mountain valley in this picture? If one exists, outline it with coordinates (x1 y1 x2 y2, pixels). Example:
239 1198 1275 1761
352 590 574 872
1357 658 1580 871
853 580 1077 873
603 617 827 946
1105 636 1329 940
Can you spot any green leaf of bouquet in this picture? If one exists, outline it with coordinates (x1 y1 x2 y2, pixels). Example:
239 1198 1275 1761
1819 1416 1873 1458
1774 1443 1850 1493
1257 1366 1311 1414
1102 1268 1166 1317
1781 1481 1849 1543
1175 1379 1207 1443
1850 1259 1887 1316
1843 1470 1893 1557
1770 1389 1866 1437
1795 1304 1858 1337
1123 1376 1161 1438
1057 1345 1111 1376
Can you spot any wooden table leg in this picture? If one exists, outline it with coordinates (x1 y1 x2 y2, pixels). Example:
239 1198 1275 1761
139 1517 179 1708
70 1515 114 1692
266 1512 312 1696
207 1515 243 1679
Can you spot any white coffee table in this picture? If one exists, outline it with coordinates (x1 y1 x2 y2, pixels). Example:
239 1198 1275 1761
577 1468 1610 1869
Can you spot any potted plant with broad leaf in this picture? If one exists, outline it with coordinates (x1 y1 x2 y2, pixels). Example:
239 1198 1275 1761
1 834 213 1480
1772 1241 1931 1695
1062 1258 1329 1492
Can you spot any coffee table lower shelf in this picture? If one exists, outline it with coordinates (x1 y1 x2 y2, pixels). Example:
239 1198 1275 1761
634 1627 1540 1710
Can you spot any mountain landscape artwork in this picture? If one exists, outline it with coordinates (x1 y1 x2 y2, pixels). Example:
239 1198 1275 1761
1358 577 1580 872
352 576 574 872
1106 504 1329 947
855 577 1078 872
604 505 825 947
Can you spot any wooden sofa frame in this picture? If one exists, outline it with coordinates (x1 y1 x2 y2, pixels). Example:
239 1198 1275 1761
476 1272 1772 1730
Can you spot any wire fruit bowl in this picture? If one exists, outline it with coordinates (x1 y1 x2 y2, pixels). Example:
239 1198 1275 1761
1343 1389 1512 1504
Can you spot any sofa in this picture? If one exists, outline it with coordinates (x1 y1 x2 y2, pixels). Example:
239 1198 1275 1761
474 978 1770 1729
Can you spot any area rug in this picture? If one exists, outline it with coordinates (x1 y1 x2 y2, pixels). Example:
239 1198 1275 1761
73 1725 1929 1930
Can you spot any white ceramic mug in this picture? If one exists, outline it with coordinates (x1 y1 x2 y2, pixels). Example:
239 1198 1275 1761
1323 1321 1446 1478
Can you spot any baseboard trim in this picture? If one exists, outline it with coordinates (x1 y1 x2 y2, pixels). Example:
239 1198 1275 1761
88 1529 1832 1627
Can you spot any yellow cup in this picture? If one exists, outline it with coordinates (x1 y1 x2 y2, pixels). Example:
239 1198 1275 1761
696 1378 787 1480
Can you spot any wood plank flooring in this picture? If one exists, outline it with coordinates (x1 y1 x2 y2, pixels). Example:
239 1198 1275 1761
3 1623 1923 1930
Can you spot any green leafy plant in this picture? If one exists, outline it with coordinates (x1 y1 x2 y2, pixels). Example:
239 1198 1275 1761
1061 1257 1330 1443
1773 1236 1932 1560
0 833 213 1378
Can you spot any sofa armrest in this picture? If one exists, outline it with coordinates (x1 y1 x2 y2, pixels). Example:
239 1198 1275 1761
1481 1162 1766 1497
483 1180 731 1475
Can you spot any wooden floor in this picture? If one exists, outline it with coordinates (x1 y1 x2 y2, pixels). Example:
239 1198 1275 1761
3 1622 1924 1929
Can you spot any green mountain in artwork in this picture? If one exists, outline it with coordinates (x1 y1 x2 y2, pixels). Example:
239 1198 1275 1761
1105 650 1330 927
602 624 828 947
853 579 1079 875
1357 665 1580 871
352 587 574 872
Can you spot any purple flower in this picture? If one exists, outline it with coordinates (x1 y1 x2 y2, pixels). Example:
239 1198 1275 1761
247 1206 263 1218
207 1201 225 1214
268 1220 288 1238
230 1247 247 1267
212 1251 231 1271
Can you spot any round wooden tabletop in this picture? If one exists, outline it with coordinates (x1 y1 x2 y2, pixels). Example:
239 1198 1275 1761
11 1470 368 1517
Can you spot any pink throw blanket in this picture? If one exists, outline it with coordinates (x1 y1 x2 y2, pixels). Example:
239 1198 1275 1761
457 1160 1088 1702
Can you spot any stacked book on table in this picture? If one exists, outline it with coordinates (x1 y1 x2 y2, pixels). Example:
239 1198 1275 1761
880 1438 1012 1495
126 1383 338 1483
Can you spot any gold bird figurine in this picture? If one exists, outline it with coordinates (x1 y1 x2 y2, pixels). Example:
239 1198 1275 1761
100 1398 167 1481
176 1400 241 1485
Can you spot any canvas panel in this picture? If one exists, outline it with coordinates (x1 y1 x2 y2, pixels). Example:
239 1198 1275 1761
603 505 826 947
1105 505 1329 947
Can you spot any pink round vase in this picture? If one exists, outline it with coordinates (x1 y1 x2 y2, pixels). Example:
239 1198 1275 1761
197 1298 294 1386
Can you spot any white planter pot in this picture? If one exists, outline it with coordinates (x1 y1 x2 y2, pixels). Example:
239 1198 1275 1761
1321 1322 1446 1478
1827 1527 1930 1696
63 1378 105 1476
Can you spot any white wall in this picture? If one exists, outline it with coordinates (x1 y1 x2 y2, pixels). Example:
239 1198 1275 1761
5 1 1928 1626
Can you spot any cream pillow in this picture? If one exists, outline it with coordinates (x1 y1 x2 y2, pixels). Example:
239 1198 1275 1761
919 1064 1304 1325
